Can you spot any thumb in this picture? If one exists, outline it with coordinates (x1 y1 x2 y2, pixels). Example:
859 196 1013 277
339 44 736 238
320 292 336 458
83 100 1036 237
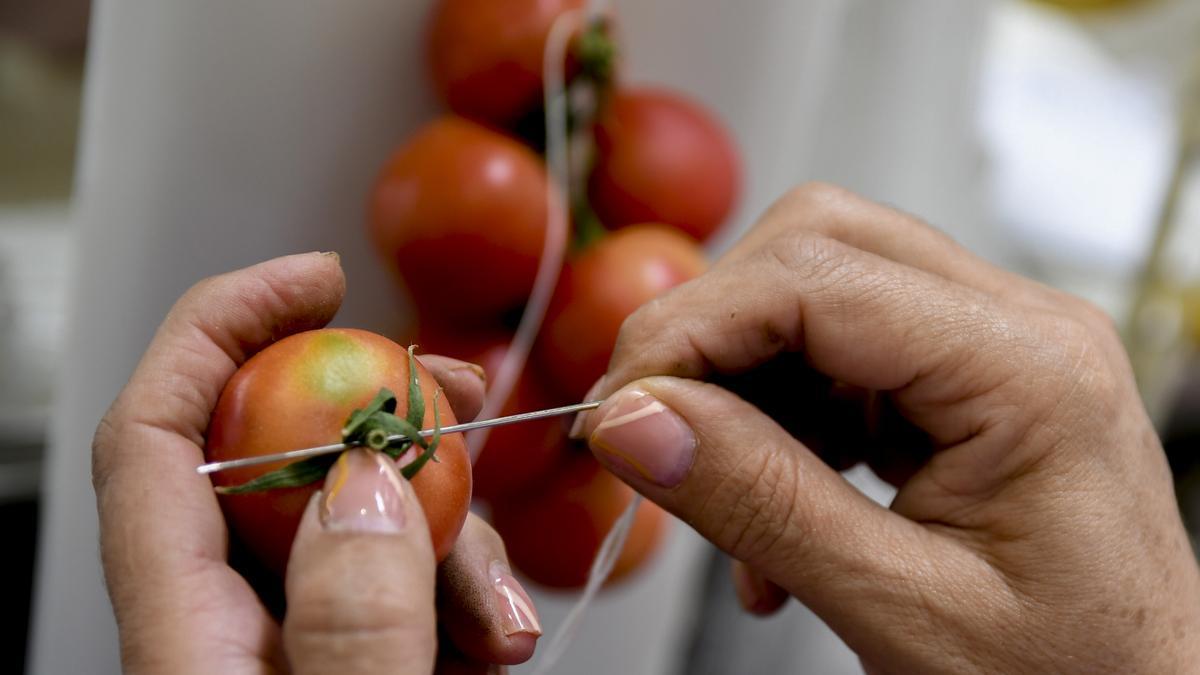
580 378 966 643
284 449 437 675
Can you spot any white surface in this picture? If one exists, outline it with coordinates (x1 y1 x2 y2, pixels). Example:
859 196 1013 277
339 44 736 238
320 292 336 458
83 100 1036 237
977 0 1200 318
979 3 1174 287
31 1 1001 673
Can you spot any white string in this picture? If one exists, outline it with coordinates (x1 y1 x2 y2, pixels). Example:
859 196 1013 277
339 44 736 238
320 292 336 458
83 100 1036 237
531 496 642 675
497 4 640 673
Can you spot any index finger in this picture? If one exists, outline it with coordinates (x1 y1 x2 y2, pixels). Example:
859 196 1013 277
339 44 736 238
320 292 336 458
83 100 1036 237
584 231 1044 450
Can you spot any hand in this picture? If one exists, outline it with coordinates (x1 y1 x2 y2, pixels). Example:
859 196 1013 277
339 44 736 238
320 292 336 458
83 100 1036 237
574 183 1200 672
92 253 541 674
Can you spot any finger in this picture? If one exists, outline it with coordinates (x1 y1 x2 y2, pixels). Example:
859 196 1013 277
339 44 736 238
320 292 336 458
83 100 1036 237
419 354 488 422
284 449 437 675
581 378 997 655
586 233 1050 451
702 354 933 478
730 560 790 616
437 513 541 666
719 183 1067 314
92 252 344 668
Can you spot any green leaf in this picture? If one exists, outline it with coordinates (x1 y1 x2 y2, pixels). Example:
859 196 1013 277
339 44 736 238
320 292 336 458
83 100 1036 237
214 454 337 494
401 391 442 480
342 388 397 442
405 346 425 431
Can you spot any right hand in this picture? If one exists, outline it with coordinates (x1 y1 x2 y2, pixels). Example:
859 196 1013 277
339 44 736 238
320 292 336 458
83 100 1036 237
574 183 1200 673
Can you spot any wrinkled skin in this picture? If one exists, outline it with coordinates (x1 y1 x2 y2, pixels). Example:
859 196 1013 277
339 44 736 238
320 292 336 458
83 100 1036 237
576 183 1200 673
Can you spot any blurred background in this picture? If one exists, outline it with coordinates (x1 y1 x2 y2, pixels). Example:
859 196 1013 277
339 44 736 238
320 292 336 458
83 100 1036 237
2 0 1198 673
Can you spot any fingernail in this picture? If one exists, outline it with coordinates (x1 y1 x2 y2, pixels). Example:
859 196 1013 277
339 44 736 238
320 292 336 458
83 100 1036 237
568 376 606 439
490 561 541 637
589 389 695 488
319 251 340 261
453 361 488 384
320 449 408 533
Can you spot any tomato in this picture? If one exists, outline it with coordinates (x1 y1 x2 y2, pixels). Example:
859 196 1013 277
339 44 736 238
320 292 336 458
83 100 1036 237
413 324 568 502
205 328 472 576
370 116 560 324
426 0 587 127
588 87 741 242
490 454 667 589
536 225 707 401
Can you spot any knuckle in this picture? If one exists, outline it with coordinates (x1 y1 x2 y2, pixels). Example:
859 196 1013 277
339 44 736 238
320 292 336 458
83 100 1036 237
777 181 854 216
763 230 852 286
179 274 227 310
1038 315 1125 413
754 183 850 242
1070 297 1120 339
91 410 122 494
612 299 665 360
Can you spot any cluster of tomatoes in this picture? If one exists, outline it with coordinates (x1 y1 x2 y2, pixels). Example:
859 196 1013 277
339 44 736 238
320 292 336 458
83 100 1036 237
366 0 742 589
205 0 741 591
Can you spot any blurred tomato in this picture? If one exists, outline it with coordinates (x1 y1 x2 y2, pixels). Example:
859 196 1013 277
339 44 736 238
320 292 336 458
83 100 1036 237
415 324 568 502
536 225 707 401
370 117 560 324
490 454 667 589
427 0 586 127
588 87 741 242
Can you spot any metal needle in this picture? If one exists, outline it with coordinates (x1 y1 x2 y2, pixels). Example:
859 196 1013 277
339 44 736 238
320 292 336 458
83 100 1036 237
196 400 604 475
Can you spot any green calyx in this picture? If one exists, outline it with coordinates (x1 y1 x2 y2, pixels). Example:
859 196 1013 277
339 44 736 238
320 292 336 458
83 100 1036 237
215 346 441 495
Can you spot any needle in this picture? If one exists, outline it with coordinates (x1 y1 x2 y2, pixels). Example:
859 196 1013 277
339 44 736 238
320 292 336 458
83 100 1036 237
196 400 604 475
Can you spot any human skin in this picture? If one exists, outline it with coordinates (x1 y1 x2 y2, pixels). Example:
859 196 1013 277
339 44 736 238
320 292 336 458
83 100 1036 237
92 253 539 674
574 183 1200 673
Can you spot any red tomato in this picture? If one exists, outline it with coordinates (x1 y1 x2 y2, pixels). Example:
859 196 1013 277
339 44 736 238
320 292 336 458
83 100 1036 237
536 225 707 401
413 324 568 502
205 328 472 576
426 0 586 127
370 116 560 324
588 87 741 242
490 454 667 589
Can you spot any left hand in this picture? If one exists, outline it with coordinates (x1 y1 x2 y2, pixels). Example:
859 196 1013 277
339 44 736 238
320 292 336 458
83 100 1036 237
92 253 540 674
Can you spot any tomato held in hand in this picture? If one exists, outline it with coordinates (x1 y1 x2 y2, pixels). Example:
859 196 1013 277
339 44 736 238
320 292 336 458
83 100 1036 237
588 87 741 242
427 0 586 127
490 454 667 589
536 225 707 401
205 328 472 576
413 324 568 502
370 116 561 324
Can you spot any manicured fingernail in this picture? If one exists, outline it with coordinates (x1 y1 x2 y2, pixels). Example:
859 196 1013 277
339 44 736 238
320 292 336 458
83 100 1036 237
320 449 408 533
589 389 695 488
569 376 606 439
490 561 541 637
